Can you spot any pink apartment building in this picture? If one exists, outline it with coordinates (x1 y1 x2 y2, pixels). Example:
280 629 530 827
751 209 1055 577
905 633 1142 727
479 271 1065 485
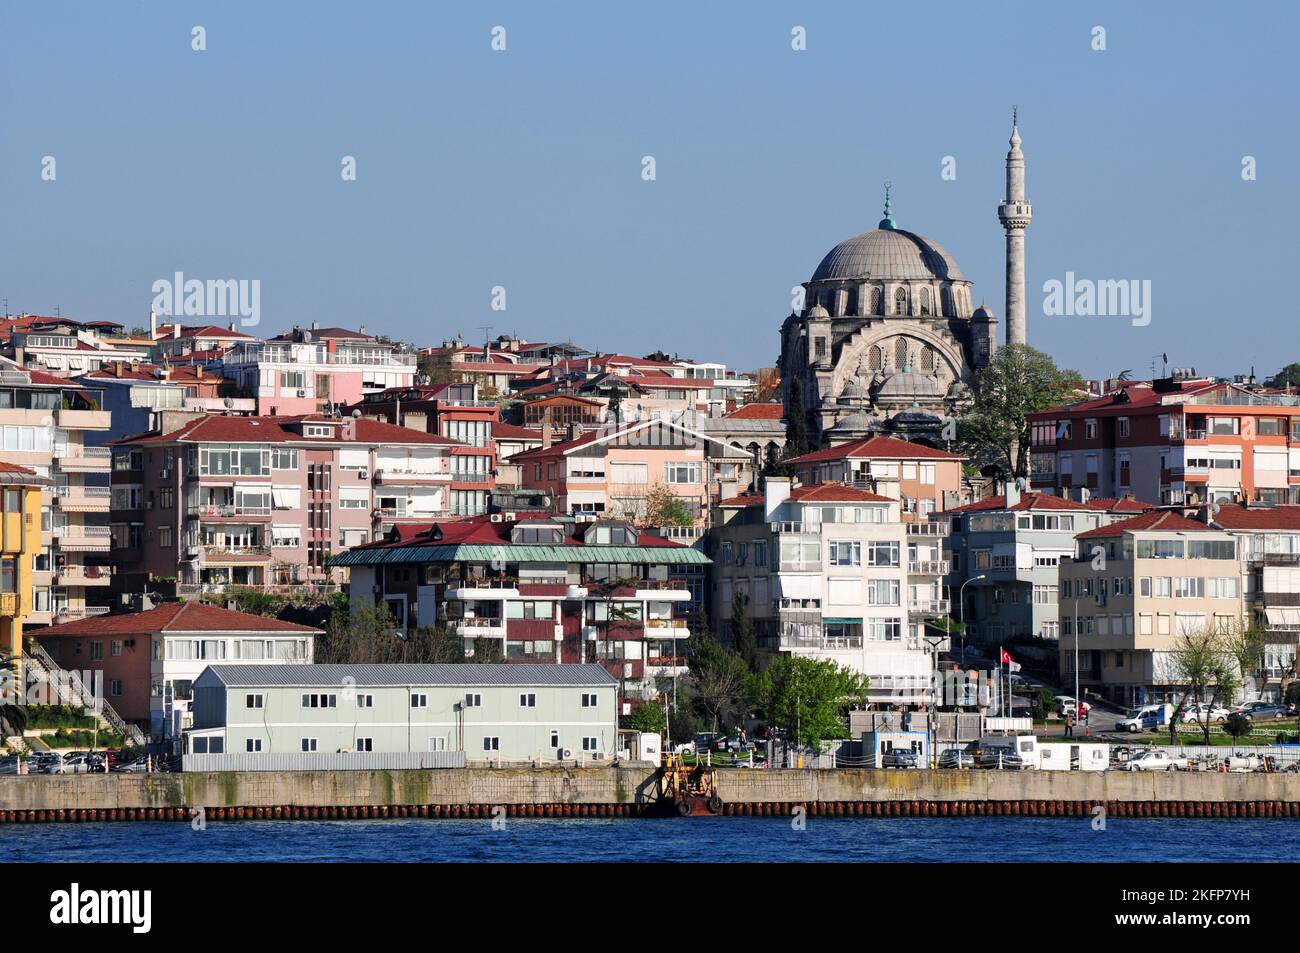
108 414 462 594
217 323 417 416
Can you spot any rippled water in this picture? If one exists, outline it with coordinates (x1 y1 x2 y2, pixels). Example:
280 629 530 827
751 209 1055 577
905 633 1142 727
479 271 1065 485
2 816 1294 862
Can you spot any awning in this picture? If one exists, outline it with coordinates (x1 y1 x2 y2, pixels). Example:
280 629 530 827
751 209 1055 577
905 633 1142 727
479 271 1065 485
331 544 711 568
1265 607 1300 627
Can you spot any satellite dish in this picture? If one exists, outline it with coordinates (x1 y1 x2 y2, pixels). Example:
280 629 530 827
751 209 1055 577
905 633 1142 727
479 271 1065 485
352 409 361 419
1015 477 1029 491
302 331 313 343
223 396 234 409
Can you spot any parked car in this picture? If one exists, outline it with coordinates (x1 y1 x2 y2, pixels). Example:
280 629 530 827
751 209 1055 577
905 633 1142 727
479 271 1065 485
881 748 919 769
61 753 102 774
1179 704 1230 724
1055 696 1091 718
0 757 21 775
1119 750 1189 772
1116 703 1174 733
977 747 1029 770
29 753 64 774
938 749 974 769
111 757 151 774
1238 703 1291 722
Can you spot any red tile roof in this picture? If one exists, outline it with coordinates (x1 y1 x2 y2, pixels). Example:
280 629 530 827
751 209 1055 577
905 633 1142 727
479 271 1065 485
724 403 784 420
113 414 461 447
1076 510 1221 539
1085 496 1156 514
1212 504 1300 531
786 435 963 464
155 324 255 340
789 483 895 503
32 602 322 637
945 491 1095 514
0 462 39 476
717 493 767 508
493 422 544 440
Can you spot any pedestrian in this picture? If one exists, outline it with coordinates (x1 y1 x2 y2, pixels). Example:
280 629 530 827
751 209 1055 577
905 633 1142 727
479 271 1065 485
1064 713 1075 738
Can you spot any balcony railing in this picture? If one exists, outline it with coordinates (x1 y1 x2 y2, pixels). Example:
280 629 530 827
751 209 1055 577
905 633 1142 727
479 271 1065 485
909 599 951 616
188 504 273 518
54 486 111 498
643 618 689 630
908 560 950 575
908 522 951 537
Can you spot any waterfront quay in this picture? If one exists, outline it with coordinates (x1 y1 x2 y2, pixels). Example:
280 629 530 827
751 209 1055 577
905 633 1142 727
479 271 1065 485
3 766 1300 824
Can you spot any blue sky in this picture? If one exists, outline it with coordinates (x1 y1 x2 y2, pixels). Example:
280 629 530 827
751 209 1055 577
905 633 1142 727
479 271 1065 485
1 1 1294 379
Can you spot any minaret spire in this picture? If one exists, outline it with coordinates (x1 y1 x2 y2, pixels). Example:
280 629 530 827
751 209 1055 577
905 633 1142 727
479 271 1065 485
998 107 1032 347
879 181 896 229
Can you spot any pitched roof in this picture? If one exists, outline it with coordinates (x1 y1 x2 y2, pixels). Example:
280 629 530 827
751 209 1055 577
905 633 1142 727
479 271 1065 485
786 435 963 464
1076 510 1222 539
946 492 1095 514
201 663 615 688
493 422 544 440
31 602 322 637
1085 496 1156 514
1212 503 1300 531
112 414 460 447
788 483 895 503
724 403 784 420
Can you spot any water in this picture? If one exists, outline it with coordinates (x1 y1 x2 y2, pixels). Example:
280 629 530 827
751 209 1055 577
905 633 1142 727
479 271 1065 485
2 817 1295 862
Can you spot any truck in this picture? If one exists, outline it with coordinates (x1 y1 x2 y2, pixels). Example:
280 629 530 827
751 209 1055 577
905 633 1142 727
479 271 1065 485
1117 749 1189 771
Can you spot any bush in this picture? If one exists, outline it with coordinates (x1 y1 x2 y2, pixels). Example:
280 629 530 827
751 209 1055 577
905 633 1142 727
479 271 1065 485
1223 712 1253 740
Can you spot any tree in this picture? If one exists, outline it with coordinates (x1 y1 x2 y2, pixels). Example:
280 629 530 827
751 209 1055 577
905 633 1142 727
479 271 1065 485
640 483 694 529
729 591 758 672
1223 712 1253 748
783 377 809 458
0 657 28 739
960 344 1083 479
417 348 458 386
688 635 750 733
1168 626 1241 746
748 654 868 754
621 701 667 734
1264 363 1300 390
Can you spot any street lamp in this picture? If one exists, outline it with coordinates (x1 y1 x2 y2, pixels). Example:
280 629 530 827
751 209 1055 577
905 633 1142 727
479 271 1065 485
1074 595 1082 734
923 634 948 768
958 574 987 667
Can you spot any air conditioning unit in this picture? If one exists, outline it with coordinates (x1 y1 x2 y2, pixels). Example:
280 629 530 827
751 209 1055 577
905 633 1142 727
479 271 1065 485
559 747 574 760
296 389 307 398
591 752 606 761
358 468 369 479
159 469 170 480
489 513 503 523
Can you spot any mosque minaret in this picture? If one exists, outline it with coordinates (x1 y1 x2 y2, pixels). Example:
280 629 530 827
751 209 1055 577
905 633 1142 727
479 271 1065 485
997 109 1032 347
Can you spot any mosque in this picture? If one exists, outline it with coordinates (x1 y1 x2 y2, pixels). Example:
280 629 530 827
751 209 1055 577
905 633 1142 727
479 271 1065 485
778 115 1033 447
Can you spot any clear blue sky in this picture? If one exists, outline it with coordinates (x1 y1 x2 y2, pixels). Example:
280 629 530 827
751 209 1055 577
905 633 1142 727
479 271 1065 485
1 1 1294 380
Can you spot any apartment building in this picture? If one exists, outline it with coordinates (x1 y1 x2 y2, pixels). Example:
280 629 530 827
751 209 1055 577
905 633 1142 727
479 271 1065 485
108 414 462 595
77 363 255 443
347 382 497 516
784 436 965 522
1209 503 1300 700
511 418 751 527
0 463 49 680
1059 510 1246 707
185 663 617 763
151 321 257 360
945 488 1152 643
0 359 115 626
218 323 416 415
333 514 708 698
2 316 153 376
708 478 934 704
1029 375 1300 507
35 602 320 745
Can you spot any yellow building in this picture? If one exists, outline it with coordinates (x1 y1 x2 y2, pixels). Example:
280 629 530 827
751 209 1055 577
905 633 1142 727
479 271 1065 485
1 462 50 682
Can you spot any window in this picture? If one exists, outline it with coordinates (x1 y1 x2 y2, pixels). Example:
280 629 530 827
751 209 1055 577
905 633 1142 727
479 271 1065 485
89 641 103 661
866 541 900 567
159 526 173 548
483 736 500 751
465 693 482 707
866 579 900 605
271 448 300 470
829 540 861 566
663 461 701 484
300 693 338 708
356 694 374 708
246 693 264 709
109 679 122 696
246 739 263 753
429 737 447 751
356 738 374 752
301 738 318 753
581 693 598 707
411 693 428 708
582 736 599 752
110 640 123 657
519 692 537 708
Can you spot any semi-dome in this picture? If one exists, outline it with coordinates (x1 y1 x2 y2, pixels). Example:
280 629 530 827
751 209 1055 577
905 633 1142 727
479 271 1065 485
811 227 964 283
875 371 946 400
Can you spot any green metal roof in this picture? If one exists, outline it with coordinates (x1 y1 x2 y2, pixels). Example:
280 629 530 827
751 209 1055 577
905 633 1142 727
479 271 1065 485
331 544 710 567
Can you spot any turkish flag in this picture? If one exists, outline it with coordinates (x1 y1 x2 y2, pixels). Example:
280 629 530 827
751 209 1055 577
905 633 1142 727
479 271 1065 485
1000 648 1014 664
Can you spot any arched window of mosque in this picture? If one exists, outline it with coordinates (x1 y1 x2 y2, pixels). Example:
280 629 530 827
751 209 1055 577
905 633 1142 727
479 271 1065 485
920 345 935 372
893 338 909 370
871 287 884 315
919 288 931 316
868 345 883 371
941 288 952 316
895 287 907 315
846 287 859 315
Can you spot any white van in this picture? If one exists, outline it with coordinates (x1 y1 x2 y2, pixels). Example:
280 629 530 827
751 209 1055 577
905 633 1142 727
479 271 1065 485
1116 703 1174 733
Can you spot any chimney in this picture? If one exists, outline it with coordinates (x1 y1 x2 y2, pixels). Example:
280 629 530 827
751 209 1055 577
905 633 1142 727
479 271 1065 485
359 324 366 335
311 320 320 331
172 323 181 340
113 362 122 378
764 476 792 522
1004 480 1021 508
541 408 553 450
149 308 157 339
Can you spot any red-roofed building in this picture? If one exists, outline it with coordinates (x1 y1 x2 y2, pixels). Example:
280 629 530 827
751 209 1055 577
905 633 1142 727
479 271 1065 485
3 316 153 376
332 514 709 693
218 322 417 416
108 414 465 595
1028 375 1300 507
708 476 935 703
724 402 784 421
1059 506 1246 707
785 435 966 521
35 601 321 745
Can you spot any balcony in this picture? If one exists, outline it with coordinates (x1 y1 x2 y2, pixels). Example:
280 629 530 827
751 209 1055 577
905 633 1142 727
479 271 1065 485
53 565 113 587
187 504 273 521
908 559 950 576
445 581 520 600
0 593 17 617
452 620 506 638
54 486 111 512
909 599 951 617
55 408 112 431
52 605 112 623
643 618 690 636
908 522 951 537
373 469 451 485
54 526 112 551
770 521 819 534
201 545 273 564
53 446 112 472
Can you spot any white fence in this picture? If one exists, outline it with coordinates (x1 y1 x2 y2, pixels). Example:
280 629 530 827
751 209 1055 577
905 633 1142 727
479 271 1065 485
182 750 467 772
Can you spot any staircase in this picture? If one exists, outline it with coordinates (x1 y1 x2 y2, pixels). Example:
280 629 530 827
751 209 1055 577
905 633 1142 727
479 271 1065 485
22 645 146 747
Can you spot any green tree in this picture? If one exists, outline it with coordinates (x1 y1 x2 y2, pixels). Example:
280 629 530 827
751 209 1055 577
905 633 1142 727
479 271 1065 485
640 484 694 528
1169 626 1241 745
1264 363 1300 390
729 591 758 672
783 377 809 458
0 657 28 739
748 654 868 753
688 635 750 734
417 348 458 386
621 701 667 734
960 344 1083 479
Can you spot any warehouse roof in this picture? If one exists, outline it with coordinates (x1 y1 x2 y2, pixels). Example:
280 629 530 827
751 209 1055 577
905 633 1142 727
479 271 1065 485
198 663 617 688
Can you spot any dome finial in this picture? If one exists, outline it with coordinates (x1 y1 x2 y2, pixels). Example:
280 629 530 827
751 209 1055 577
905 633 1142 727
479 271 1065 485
879 181 896 229
1009 105 1022 148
